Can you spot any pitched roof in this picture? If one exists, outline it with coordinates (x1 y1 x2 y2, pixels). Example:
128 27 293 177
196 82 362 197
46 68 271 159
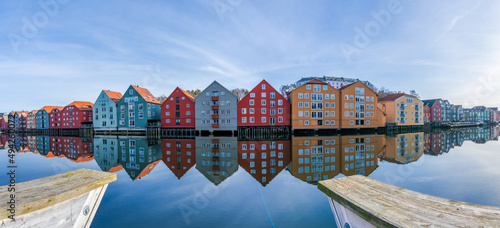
132 85 160 104
306 79 328 85
378 93 418 102
39 106 64 113
104 90 123 104
66 101 93 108
176 87 194 102
109 163 124 173
422 99 440 107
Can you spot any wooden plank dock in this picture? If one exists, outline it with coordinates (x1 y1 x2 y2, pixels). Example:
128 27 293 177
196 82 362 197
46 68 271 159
1 169 116 228
319 175 500 228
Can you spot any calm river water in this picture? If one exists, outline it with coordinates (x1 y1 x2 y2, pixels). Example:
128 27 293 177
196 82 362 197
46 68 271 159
1 126 499 227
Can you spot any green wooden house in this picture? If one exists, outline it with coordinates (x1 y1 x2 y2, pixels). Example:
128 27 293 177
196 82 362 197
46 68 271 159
117 85 161 129
93 90 123 130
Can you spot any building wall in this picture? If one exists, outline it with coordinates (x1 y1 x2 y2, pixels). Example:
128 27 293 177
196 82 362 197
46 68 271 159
27 112 37 129
49 109 63 129
340 81 385 128
381 96 424 126
430 102 443 122
339 134 385 176
36 110 51 129
238 140 290 186
161 88 195 128
289 81 340 129
94 91 120 129
162 139 196 179
118 86 161 128
61 105 93 129
195 137 238 185
289 136 340 183
238 80 291 127
195 81 238 131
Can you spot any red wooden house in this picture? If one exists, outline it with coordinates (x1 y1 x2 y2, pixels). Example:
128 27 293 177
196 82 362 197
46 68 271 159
238 140 291 186
0 118 7 129
423 99 443 123
49 107 64 129
423 105 431 123
161 87 195 128
237 80 291 127
162 138 196 179
51 136 94 162
61 101 93 129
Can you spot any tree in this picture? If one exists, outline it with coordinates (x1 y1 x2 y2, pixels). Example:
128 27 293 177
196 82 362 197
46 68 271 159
156 95 168 103
409 90 421 99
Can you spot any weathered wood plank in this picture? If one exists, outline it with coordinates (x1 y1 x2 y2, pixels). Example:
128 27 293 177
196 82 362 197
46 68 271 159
0 169 116 220
318 175 500 228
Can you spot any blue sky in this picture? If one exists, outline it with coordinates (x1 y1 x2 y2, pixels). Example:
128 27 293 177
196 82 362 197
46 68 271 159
1 0 499 112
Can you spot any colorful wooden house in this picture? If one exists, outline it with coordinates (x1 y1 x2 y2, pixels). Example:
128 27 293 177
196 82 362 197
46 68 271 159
422 99 443 123
195 81 238 131
61 101 93 129
93 90 123 130
36 106 62 129
117 85 161 129
49 107 64 129
339 81 385 128
162 139 196 179
238 80 291 128
195 137 238 185
20 112 28 130
238 140 290 186
378 93 424 126
288 79 341 129
289 136 341 183
161 87 195 129
27 110 38 129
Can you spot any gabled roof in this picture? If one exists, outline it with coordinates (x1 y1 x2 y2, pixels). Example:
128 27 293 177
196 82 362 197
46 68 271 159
104 90 123 104
66 101 94 108
132 85 160 104
422 99 441 107
306 79 328 85
29 110 38 115
379 93 418 102
176 87 195 102
39 106 64 113
109 163 124 173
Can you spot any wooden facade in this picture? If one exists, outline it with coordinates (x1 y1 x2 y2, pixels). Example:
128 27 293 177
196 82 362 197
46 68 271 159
238 80 291 127
288 79 340 129
378 93 424 126
339 81 385 128
162 138 196 179
161 87 195 129
61 101 93 129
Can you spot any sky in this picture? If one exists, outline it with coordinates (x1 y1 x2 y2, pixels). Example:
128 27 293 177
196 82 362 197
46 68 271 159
1 0 499 112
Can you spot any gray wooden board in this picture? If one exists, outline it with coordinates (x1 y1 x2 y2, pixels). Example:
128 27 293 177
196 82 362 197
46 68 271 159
0 169 116 220
318 175 500 227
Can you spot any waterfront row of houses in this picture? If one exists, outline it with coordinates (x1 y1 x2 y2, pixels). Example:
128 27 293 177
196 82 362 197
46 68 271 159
2 79 499 132
5 126 498 185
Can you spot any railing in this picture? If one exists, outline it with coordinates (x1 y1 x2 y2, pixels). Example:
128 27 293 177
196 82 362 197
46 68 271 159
212 105 219 110
211 96 219 101
212 123 219 128
212 114 219 119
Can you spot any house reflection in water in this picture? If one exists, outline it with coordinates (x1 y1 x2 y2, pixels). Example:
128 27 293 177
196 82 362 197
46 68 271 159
238 140 291 186
162 138 196 179
340 135 384 176
289 136 341 183
379 133 424 164
36 135 51 155
94 137 123 173
425 131 465 156
118 137 162 180
27 135 37 153
50 136 94 162
196 137 238 185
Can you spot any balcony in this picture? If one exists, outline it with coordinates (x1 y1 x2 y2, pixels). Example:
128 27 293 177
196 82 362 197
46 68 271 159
212 167 220 172
212 105 219 110
212 96 219 101
212 123 219 128
212 114 219 119
212 157 220 162
212 148 220 153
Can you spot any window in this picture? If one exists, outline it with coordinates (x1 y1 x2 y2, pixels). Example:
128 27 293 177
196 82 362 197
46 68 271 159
250 99 254 105
242 117 247 123
261 92 266 97
242 108 246 114
262 84 266 89
250 93 255 97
